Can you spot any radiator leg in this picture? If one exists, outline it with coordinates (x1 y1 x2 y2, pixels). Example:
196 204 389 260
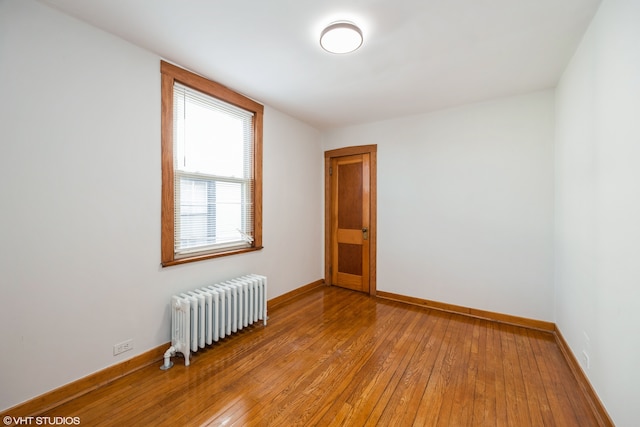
160 346 175 370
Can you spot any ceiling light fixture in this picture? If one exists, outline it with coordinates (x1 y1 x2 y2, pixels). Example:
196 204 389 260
320 21 363 54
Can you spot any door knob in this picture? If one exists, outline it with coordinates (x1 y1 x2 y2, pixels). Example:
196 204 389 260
362 227 368 240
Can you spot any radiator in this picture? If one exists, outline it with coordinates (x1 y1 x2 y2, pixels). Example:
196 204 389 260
161 274 267 369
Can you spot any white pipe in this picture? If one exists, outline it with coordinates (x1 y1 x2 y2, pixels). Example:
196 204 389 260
160 346 175 370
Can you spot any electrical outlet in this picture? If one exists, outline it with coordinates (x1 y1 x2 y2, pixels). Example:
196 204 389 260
583 331 591 349
113 339 133 356
581 350 590 370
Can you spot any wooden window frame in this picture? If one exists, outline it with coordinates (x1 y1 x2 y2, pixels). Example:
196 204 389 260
161 61 263 267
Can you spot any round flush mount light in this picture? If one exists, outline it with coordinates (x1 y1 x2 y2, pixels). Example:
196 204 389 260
320 21 363 54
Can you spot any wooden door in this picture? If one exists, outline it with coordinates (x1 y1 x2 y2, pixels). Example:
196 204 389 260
330 154 370 293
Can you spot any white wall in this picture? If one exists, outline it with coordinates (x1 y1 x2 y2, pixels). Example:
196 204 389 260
555 0 640 425
0 0 323 411
323 91 555 321
5 0 637 423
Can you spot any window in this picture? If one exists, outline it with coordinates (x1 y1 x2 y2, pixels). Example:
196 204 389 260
161 61 263 266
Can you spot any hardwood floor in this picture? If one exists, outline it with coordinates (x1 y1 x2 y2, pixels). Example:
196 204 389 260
41 286 600 426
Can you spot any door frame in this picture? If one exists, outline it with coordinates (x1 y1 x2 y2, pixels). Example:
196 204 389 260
325 145 377 296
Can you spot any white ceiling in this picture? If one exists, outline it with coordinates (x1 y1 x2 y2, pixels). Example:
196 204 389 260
40 0 601 129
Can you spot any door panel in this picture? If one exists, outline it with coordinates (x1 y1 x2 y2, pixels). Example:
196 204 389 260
337 161 363 229
338 243 362 275
331 154 370 293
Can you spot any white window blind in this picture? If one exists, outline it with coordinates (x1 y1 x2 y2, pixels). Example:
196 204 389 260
173 82 255 257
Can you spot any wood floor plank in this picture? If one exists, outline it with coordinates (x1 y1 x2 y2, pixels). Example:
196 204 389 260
472 318 494 426
231 291 383 425
411 311 458 426
501 325 531 427
489 320 510 426
438 316 477 427
310 304 432 426
269 300 415 426
34 286 604 426
368 310 450 425
513 327 553 426
207 290 372 425
532 330 601 426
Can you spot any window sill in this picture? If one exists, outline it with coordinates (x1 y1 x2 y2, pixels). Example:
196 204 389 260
161 246 264 268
